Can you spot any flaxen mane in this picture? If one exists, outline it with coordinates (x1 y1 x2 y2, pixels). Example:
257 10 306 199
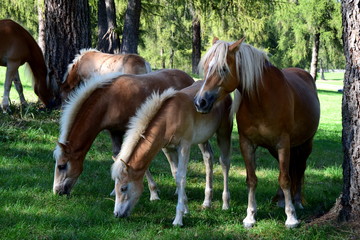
54 72 122 160
199 40 269 94
62 48 100 83
111 88 177 179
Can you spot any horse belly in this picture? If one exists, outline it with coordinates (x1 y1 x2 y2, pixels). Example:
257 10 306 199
191 117 220 144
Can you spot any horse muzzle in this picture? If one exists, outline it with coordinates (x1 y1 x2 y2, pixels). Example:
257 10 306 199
194 92 217 114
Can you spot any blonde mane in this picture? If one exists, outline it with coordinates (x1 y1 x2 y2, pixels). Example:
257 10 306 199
199 40 269 94
54 72 122 160
62 48 100 83
111 88 177 180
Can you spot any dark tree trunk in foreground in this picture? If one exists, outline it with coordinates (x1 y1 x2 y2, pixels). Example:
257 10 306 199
44 0 91 102
120 0 141 54
192 14 201 74
97 0 120 53
310 32 320 81
337 0 360 222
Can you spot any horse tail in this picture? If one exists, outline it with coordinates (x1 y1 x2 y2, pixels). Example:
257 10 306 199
145 61 152 73
230 89 241 120
24 62 35 88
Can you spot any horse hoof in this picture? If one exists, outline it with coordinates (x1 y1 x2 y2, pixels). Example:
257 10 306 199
202 202 211 209
150 195 160 201
285 220 300 229
222 204 229 210
243 221 255 228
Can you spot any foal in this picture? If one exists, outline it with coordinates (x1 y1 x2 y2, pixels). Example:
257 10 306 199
112 80 234 226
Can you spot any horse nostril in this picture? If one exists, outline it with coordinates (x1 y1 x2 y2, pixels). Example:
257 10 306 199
199 99 208 108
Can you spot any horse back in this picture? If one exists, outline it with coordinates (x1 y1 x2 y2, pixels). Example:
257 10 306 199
0 19 35 65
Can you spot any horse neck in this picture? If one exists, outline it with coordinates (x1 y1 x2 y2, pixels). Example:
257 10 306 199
126 119 167 173
64 98 107 157
27 40 47 82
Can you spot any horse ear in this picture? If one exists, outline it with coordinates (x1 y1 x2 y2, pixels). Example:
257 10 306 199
112 156 116 162
58 142 71 154
212 37 219 45
229 37 245 52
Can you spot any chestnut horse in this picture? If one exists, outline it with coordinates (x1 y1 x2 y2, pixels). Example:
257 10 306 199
0 19 55 111
60 48 151 100
111 80 233 226
53 69 194 199
194 38 320 228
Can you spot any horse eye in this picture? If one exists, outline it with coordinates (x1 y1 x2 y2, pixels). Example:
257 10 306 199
222 66 228 74
58 164 67 170
120 185 128 192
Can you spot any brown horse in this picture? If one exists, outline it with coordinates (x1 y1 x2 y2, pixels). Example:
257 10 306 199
194 38 320 228
111 80 233 226
0 19 55 111
53 69 194 199
60 49 151 100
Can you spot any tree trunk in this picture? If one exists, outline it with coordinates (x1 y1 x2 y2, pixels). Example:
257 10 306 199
320 59 326 80
44 0 91 102
310 32 320 81
337 0 360 222
97 0 120 53
37 0 45 54
120 0 141 54
192 14 201 75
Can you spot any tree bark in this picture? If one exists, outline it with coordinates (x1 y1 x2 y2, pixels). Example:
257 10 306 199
97 0 120 53
338 0 360 222
310 32 320 81
120 0 141 54
192 14 201 75
44 0 91 102
37 0 45 54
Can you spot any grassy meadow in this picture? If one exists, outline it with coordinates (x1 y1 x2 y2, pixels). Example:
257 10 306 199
0 68 353 239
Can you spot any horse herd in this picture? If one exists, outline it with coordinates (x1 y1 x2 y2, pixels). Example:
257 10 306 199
1 19 320 228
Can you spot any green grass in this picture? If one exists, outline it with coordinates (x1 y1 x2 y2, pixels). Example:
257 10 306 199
0 70 354 239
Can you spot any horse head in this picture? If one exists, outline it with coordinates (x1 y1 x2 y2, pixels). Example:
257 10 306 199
194 37 245 113
112 159 144 218
53 143 83 195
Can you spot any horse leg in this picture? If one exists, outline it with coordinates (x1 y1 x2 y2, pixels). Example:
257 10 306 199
172 144 190 226
2 62 20 112
277 137 300 228
13 70 27 106
216 118 232 210
290 138 313 209
197 141 214 209
240 136 258 228
162 147 179 194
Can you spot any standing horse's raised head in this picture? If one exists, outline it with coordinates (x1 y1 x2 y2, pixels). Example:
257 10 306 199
53 143 83 195
111 160 144 218
194 37 245 113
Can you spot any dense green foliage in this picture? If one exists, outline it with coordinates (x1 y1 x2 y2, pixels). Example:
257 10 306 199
0 0 343 72
0 68 354 239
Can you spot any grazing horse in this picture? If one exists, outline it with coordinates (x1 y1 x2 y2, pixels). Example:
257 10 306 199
194 38 320 228
111 80 233 226
60 48 151 100
53 69 194 199
0 19 55 111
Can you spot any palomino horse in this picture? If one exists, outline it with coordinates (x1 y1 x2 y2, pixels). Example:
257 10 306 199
53 69 194 199
111 80 233 226
194 38 320 228
0 19 55 111
60 48 151 100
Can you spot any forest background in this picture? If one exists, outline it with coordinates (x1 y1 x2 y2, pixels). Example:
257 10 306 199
0 0 344 75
